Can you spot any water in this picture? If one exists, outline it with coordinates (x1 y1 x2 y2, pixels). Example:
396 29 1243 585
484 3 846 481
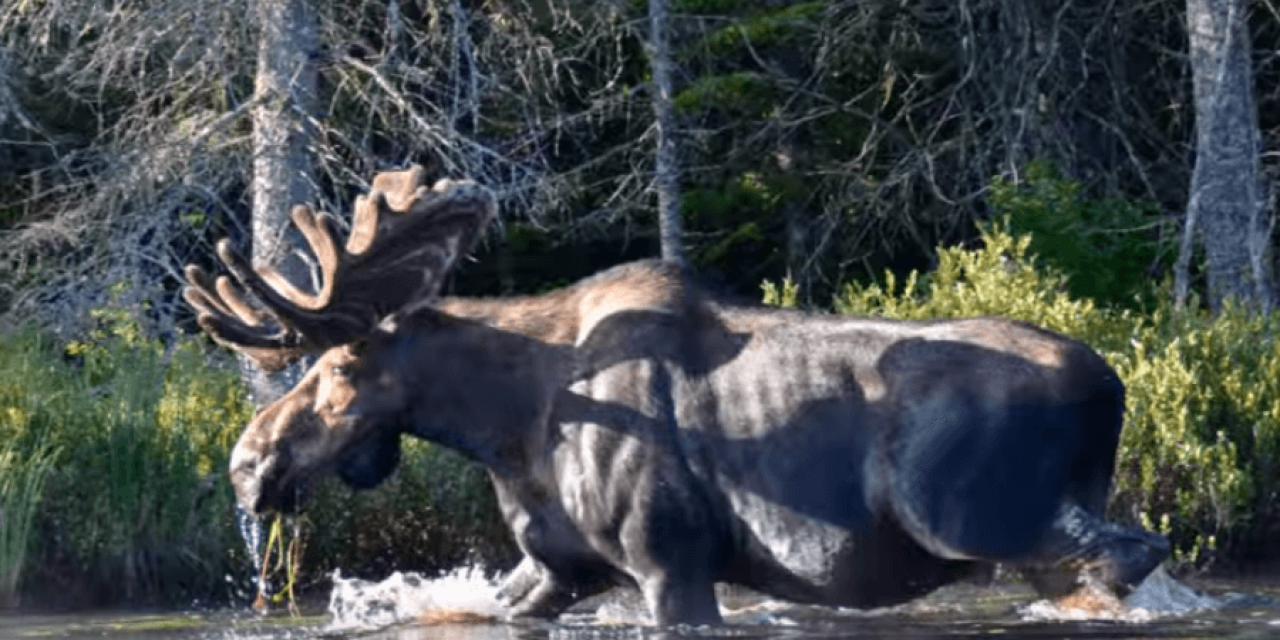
3 566 1277 640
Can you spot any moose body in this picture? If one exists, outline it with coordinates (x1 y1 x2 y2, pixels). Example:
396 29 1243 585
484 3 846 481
187 168 1168 626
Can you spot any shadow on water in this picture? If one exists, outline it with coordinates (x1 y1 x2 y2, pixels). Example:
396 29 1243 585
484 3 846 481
4 567 1277 640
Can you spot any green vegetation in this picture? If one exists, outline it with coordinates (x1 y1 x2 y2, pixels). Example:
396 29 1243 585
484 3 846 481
766 213 1279 568
0 306 254 606
989 162 1176 310
0 437 56 606
675 72 777 116
693 2 824 56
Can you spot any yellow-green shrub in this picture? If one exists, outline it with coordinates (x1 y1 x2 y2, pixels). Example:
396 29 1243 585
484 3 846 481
781 223 1280 567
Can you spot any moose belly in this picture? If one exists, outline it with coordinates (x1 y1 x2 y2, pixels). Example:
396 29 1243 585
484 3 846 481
691 385 971 607
722 482 978 608
726 487 857 585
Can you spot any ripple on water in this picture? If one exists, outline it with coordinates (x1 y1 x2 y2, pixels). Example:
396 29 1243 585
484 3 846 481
323 563 1280 639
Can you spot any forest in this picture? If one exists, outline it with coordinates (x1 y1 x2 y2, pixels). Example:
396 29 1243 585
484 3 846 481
0 0 1278 609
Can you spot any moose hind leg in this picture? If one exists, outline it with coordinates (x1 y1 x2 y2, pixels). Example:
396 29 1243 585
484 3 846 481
1021 503 1170 597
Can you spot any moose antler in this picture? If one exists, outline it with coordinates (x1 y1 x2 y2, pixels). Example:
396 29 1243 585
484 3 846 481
183 165 496 371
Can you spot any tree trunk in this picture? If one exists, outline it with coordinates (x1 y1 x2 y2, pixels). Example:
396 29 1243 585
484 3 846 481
239 0 322 608
1180 0 1273 311
647 0 685 266
249 0 321 399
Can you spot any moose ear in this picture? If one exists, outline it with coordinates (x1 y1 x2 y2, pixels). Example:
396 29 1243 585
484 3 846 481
336 430 402 490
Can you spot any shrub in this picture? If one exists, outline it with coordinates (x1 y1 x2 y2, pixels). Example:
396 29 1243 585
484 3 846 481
779 222 1280 567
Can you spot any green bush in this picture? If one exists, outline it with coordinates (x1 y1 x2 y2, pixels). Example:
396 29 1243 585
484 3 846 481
779 222 1280 567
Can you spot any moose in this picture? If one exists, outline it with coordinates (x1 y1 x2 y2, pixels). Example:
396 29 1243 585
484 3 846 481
185 166 1169 626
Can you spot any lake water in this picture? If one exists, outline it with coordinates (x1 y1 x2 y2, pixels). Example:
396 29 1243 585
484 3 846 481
3 566 1277 640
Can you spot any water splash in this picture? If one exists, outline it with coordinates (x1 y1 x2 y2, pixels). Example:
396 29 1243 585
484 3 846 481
1124 565 1225 613
326 567 505 633
1019 566 1224 622
234 505 270 607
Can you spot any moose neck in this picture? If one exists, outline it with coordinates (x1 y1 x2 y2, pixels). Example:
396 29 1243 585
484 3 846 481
389 305 574 477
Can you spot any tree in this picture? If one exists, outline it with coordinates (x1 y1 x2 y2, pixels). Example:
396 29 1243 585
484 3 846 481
246 0 322 400
1177 0 1274 311
647 0 685 265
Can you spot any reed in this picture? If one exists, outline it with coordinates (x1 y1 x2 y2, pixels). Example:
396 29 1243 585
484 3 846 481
0 438 56 607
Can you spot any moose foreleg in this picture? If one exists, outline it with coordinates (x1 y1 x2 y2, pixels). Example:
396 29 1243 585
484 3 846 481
498 556 582 619
500 558 567 618
619 478 723 625
497 557 541 607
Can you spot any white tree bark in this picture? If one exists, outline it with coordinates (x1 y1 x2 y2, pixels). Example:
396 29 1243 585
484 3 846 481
647 0 686 266
1180 0 1273 311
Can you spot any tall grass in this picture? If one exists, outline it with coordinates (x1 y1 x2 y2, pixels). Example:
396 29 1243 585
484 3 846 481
0 437 56 607
0 302 513 608
0 308 255 606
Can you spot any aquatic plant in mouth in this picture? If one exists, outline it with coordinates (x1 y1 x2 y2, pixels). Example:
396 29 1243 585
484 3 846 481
256 515 307 615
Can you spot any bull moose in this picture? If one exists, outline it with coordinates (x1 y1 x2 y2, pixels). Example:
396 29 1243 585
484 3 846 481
184 166 1169 626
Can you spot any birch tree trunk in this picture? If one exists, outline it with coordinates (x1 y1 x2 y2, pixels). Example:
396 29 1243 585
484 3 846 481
647 0 686 266
1179 0 1274 311
249 0 321 399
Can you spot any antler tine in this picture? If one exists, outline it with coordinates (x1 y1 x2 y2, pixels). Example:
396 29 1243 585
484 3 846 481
214 232 370 347
182 264 307 371
346 164 428 255
340 174 497 308
251 205 344 312
183 164 495 366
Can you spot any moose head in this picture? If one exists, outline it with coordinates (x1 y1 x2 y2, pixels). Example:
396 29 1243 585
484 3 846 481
184 166 495 514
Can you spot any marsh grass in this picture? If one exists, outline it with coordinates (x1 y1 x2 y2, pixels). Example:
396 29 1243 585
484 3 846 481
0 437 56 606
0 310 255 606
0 303 513 607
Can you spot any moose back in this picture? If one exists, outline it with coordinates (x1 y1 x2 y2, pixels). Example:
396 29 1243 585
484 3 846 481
185 167 1169 626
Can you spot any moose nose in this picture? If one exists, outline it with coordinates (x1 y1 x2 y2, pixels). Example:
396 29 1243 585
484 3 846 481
230 445 290 513
228 447 264 513
231 443 298 515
